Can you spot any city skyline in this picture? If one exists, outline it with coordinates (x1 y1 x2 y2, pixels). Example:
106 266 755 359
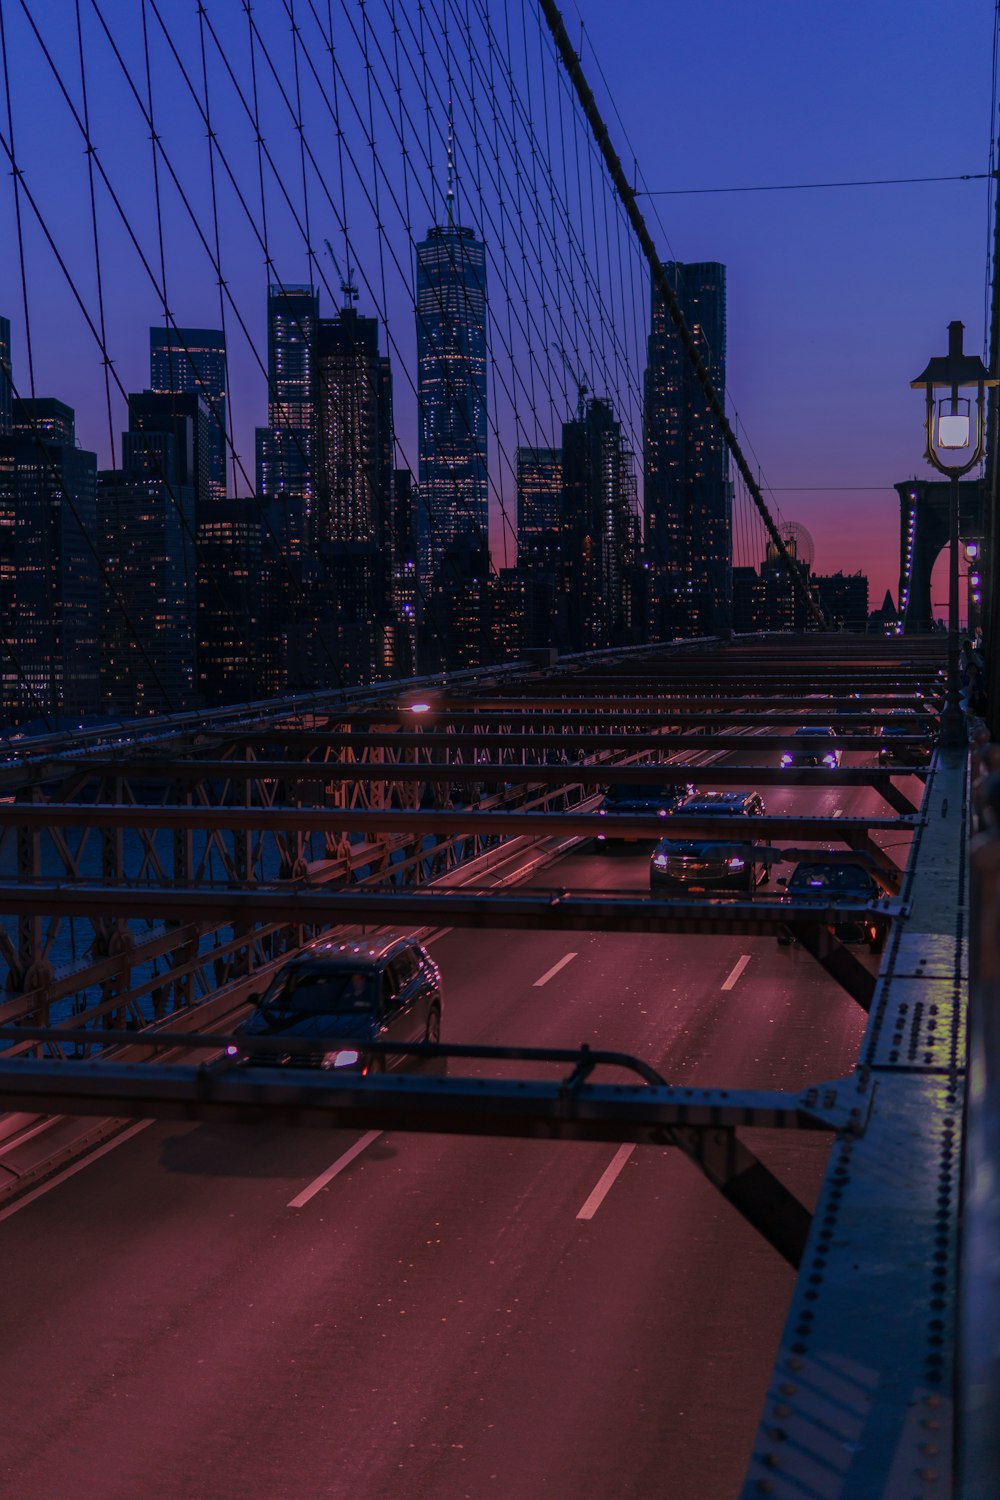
0 2 993 627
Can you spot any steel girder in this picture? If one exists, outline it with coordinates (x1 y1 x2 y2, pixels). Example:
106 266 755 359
24 758 927 813
0 1026 874 1268
0 883 896 1010
444 695 940 713
0 804 914 840
741 749 966 1499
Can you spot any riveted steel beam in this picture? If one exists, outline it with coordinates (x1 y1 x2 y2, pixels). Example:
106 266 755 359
196 729 933 756
0 1039 874 1266
0 882 905 941
29 758 928 803
0 804 915 840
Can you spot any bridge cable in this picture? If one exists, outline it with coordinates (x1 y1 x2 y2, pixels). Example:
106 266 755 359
536 0 827 631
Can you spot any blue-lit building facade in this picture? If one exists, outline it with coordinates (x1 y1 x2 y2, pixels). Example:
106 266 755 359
415 221 488 587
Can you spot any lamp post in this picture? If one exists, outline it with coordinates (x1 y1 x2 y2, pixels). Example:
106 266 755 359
911 321 997 743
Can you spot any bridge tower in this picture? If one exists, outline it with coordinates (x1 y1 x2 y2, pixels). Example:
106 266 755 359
895 477 984 631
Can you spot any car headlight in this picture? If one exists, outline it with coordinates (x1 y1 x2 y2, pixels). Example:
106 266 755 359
225 1044 240 1057
652 853 669 869
321 1048 361 1069
780 753 792 766
823 753 837 767
727 857 745 870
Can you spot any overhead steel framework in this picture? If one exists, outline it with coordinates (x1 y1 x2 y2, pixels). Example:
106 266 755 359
0 633 967 1499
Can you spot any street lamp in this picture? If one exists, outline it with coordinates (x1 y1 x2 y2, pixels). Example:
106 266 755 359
911 321 997 742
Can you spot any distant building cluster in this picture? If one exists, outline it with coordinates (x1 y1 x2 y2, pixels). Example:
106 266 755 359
0 232 874 726
733 545 872 634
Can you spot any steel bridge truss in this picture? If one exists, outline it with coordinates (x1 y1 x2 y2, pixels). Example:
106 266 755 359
0 636 963 1499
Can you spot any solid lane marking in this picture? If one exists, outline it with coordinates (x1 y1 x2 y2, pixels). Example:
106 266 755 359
0 1119 154 1225
721 954 752 991
424 927 453 945
577 1144 636 1220
534 951 577 987
288 1130 382 1209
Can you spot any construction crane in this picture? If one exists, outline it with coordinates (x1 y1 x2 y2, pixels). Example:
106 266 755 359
323 238 359 308
552 342 589 420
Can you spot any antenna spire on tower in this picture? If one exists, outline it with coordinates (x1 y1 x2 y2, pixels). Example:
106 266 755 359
446 100 455 224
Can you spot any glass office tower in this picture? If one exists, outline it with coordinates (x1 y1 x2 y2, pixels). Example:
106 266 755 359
644 261 732 639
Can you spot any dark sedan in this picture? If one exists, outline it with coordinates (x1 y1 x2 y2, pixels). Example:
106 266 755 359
777 861 887 953
649 790 768 895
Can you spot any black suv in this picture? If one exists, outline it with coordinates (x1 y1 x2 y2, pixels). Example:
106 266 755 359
877 720 932 767
777 861 886 952
233 933 442 1072
649 790 768 895
595 777 696 846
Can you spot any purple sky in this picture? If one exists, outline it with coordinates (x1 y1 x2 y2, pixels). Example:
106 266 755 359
574 0 998 607
1 1 996 614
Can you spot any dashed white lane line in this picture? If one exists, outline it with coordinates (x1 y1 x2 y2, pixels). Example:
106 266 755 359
833 809 844 819
288 1130 382 1209
534 951 577 987
0 1119 154 1224
721 954 752 991
577 1144 636 1220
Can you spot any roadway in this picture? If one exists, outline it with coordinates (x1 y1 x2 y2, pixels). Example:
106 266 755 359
0 744 915 1500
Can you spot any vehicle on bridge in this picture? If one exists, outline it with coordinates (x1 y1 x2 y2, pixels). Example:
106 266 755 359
230 934 442 1072
877 718 933 767
594 776 696 846
776 860 888 953
649 790 768 895
780 726 842 768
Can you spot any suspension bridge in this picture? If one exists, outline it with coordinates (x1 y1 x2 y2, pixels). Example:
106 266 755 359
0 3 995 1498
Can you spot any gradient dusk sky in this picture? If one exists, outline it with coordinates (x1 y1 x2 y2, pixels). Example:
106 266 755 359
572 0 998 607
0 0 996 615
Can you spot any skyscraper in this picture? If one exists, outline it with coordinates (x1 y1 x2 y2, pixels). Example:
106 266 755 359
98 395 200 714
416 212 488 585
127 390 211 522
560 398 641 651
516 445 563 650
0 316 11 436
644 261 732 639
312 305 393 552
255 284 319 555
0 399 99 722
516 447 563 575
149 327 228 501
391 469 419 675
196 498 261 704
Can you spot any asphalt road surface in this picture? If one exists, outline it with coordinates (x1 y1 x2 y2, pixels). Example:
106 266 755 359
0 747 912 1500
